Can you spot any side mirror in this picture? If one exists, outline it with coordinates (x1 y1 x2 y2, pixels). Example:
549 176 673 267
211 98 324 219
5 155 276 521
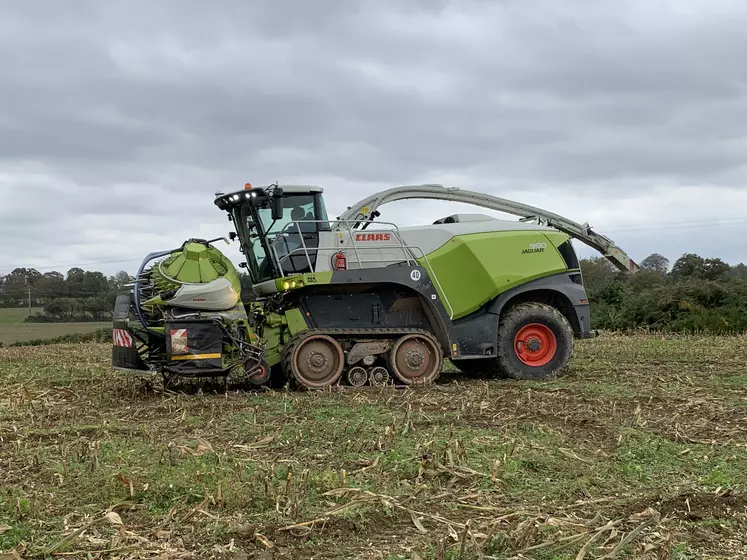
271 188 284 221
229 231 237 241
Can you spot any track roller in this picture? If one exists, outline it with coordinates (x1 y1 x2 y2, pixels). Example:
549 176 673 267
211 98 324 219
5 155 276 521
389 332 443 386
346 366 368 387
369 366 390 386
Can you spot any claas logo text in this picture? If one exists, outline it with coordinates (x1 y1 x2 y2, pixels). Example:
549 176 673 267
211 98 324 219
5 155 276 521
355 233 392 242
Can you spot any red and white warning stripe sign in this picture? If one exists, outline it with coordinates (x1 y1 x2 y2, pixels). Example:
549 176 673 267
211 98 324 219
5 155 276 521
170 328 188 354
113 328 133 347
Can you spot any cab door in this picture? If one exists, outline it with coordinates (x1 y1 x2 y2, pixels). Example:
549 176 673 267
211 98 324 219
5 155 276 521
278 194 325 275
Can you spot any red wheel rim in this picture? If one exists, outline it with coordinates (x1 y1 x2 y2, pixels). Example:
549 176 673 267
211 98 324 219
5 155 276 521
514 323 557 366
247 362 270 384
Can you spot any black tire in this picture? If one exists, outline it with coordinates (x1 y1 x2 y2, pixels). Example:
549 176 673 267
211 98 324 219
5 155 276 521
496 302 574 380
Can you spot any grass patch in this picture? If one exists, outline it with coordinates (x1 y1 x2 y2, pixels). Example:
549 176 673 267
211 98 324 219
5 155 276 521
0 307 44 325
1 334 746 558
0 322 110 346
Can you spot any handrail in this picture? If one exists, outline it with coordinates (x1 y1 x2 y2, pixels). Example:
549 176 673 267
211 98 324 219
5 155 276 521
267 219 417 274
261 219 455 318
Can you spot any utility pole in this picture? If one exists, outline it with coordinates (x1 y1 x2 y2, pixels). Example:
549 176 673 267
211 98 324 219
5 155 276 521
28 287 31 315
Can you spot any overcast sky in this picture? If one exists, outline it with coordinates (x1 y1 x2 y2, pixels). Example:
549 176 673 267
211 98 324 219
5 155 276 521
2 0 746 277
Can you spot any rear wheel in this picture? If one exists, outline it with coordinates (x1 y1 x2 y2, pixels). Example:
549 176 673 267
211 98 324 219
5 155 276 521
497 302 574 380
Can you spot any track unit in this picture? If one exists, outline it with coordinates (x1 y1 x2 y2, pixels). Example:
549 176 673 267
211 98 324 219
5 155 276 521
282 328 442 388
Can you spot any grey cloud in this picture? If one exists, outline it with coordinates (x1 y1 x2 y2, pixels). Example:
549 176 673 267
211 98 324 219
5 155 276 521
1 0 746 275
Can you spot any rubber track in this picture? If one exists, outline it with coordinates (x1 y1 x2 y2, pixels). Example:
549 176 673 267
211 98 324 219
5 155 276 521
282 327 444 389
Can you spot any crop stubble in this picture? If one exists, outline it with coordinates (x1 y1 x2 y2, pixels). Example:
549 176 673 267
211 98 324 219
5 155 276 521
1 333 746 559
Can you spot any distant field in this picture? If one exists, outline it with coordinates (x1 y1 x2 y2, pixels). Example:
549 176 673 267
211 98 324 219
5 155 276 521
0 307 110 345
0 322 110 345
0 307 44 325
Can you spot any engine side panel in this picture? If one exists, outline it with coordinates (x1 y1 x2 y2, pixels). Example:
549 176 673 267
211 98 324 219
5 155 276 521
417 230 571 319
300 289 431 331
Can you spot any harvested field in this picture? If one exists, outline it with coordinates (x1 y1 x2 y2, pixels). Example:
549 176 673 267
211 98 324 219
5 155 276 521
1 333 746 559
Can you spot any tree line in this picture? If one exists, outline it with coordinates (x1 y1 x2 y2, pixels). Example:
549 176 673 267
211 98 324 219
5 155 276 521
0 267 133 322
2 251 746 333
0 266 251 323
581 253 747 334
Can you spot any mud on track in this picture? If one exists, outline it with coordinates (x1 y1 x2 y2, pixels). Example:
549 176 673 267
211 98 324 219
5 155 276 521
1 333 746 559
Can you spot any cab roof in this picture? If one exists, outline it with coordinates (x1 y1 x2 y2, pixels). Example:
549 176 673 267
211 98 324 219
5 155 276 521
215 184 324 200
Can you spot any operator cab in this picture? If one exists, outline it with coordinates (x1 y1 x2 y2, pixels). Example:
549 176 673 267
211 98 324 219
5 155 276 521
215 184 330 285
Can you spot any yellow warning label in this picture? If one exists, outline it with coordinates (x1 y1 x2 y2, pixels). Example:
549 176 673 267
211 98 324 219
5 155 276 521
171 353 221 361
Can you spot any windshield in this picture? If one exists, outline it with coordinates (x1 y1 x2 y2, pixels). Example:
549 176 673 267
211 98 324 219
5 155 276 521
259 194 316 236
259 194 317 279
234 193 322 284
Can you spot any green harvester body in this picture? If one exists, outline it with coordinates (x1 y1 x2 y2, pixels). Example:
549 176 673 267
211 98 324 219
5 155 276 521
112 183 635 388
